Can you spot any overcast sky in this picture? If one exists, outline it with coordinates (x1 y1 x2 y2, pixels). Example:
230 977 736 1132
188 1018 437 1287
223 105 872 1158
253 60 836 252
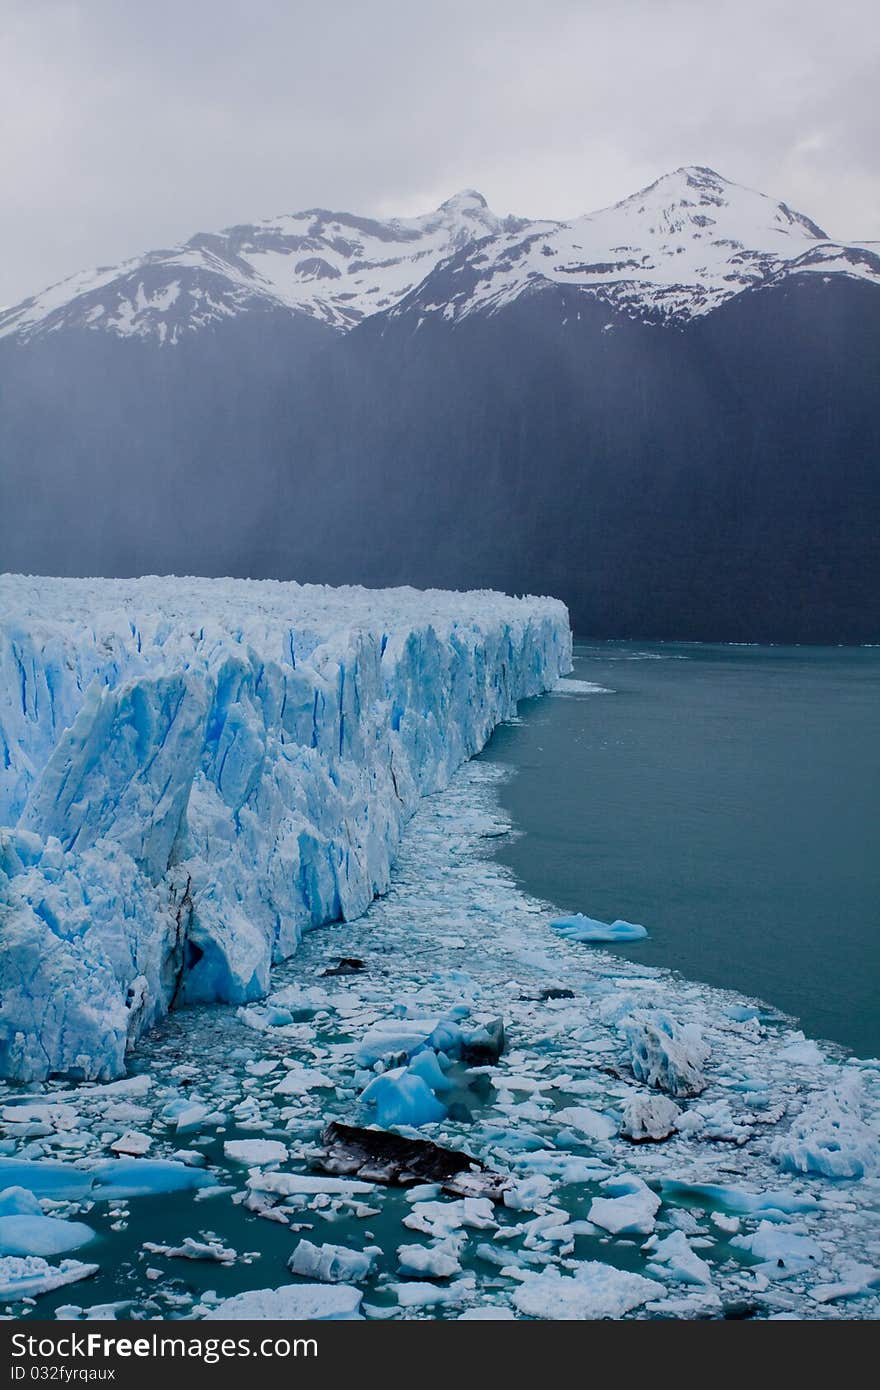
2 0 878 305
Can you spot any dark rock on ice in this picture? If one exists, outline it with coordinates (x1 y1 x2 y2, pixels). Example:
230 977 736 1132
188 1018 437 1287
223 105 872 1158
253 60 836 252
318 1122 508 1200
322 958 367 976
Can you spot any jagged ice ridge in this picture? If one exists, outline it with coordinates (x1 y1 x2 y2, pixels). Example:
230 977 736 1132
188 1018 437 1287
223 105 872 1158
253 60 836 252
0 575 570 1082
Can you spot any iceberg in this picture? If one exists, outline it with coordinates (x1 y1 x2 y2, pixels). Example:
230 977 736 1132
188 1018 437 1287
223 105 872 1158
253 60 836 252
202 1283 363 1320
0 575 570 1081
289 1238 375 1283
360 1069 447 1128
513 1263 664 1320
624 1012 709 1097
0 1214 96 1258
770 1076 878 1180
0 1255 99 1301
551 914 648 943
588 1175 661 1235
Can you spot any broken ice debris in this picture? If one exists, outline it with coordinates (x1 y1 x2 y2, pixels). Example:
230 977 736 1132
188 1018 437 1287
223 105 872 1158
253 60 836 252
588 1175 661 1235
202 1284 363 1320
223 1139 288 1166
0 1256 99 1301
620 1093 682 1143
289 1239 374 1283
770 1077 878 1180
624 1012 708 1097
513 1264 664 1319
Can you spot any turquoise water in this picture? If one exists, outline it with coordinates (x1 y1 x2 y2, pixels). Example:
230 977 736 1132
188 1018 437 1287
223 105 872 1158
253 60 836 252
479 642 880 1058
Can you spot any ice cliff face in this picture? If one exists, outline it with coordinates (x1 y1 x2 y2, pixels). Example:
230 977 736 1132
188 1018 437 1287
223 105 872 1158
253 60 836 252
0 576 571 1082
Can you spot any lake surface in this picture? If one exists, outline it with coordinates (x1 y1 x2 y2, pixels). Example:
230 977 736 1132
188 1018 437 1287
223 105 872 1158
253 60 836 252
479 642 880 1058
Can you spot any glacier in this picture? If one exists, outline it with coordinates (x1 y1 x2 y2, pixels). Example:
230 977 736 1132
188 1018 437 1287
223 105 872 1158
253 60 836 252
0 750 878 1320
0 574 571 1083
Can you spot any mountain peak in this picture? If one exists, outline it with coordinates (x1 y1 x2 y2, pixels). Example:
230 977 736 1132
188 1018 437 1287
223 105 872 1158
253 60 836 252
2 167 872 346
439 189 490 213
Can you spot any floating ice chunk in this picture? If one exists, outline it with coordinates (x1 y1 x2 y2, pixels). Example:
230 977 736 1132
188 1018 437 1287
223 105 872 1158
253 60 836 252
0 1255 99 1301
110 1131 152 1156
503 1175 555 1211
1 1101 79 1129
360 1071 446 1128
223 1139 288 1166
397 1242 462 1278
0 1159 94 1202
810 1264 880 1304
245 1059 280 1077
771 1078 877 1180
403 1198 496 1239
554 1105 616 1140
779 1035 825 1066
588 1175 661 1235
459 1306 516 1319
660 1180 819 1217
289 1238 374 1283
273 1066 332 1096
624 1012 708 1097
393 1278 474 1308
90 1159 212 1199
620 1094 681 1142
551 914 647 943
173 1103 212 1133
0 1214 96 1258
203 1283 363 1320
0 1187 42 1217
248 1172 375 1198
355 1019 453 1067
405 1049 454 1094
144 1237 236 1263
711 1213 741 1235
646 1230 714 1286
513 1263 664 1319
551 679 613 695
731 1221 822 1267
54 1301 131 1320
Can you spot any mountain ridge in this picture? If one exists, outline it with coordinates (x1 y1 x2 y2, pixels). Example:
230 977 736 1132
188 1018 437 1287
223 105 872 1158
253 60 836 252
2 166 877 345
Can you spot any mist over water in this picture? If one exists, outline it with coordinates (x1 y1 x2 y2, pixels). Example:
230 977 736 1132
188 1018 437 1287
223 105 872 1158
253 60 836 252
480 641 880 1058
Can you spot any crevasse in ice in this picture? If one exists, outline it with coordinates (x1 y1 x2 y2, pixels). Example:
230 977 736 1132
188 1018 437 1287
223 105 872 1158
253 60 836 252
0 575 570 1082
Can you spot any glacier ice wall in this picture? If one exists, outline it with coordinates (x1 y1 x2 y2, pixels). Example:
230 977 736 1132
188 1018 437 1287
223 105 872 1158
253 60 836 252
0 575 571 1082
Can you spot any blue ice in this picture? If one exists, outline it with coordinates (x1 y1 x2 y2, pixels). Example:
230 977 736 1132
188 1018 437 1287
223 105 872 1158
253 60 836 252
550 914 648 943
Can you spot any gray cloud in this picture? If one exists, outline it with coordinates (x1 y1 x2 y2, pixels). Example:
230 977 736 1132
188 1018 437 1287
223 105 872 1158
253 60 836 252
2 0 878 305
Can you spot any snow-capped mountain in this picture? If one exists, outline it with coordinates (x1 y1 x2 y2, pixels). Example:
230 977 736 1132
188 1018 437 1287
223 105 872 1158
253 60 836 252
393 166 880 326
1 167 877 345
1 165 878 645
0 191 519 344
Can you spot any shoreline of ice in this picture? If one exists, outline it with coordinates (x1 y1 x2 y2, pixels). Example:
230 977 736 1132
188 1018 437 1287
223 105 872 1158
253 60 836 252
0 756 877 1321
0 575 571 1083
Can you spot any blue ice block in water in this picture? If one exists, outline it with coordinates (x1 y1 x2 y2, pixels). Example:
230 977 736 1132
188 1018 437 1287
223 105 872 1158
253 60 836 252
360 1071 446 1128
550 914 648 943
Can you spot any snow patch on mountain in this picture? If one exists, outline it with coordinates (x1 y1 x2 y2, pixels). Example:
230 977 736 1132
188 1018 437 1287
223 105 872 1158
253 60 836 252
0 192 519 345
2 168 876 346
0 576 570 1082
394 166 880 325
